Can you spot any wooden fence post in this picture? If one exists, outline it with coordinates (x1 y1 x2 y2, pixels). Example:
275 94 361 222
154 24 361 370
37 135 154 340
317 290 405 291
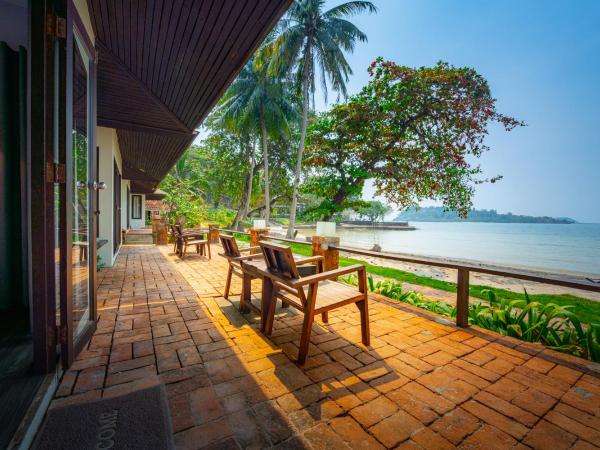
311 236 340 271
456 268 470 327
249 227 269 254
208 224 219 243
153 218 168 245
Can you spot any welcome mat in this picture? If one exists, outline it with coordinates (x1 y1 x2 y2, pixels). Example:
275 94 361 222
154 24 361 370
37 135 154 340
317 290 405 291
33 384 174 450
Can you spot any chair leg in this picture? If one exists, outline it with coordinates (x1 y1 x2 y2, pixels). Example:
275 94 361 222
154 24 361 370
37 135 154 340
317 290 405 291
206 242 211 259
262 279 275 335
240 273 251 313
224 266 233 299
321 311 329 323
356 298 370 346
297 312 315 365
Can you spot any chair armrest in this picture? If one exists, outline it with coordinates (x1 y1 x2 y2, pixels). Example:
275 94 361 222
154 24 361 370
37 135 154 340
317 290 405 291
239 246 261 253
295 255 324 265
232 253 263 262
291 264 365 287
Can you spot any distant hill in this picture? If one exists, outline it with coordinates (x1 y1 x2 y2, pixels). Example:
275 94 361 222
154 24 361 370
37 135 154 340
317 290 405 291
394 207 577 224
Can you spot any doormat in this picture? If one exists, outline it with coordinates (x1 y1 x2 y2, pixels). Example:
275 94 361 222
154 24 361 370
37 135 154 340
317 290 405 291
33 384 174 450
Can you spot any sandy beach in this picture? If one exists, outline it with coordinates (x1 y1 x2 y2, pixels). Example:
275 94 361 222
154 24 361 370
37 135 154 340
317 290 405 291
348 251 600 302
264 225 600 302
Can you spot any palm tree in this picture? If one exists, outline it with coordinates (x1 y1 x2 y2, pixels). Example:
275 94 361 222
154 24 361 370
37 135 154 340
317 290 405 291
268 0 377 237
217 57 297 223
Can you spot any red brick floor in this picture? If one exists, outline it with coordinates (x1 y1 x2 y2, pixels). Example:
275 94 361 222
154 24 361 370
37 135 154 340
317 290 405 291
53 245 600 449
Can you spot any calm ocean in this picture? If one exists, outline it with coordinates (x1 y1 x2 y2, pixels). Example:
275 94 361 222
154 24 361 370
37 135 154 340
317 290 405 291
309 222 600 276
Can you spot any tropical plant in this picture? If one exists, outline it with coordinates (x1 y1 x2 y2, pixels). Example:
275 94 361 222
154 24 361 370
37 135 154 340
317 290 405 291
217 57 297 223
472 290 600 360
304 58 524 219
267 0 377 237
339 274 600 362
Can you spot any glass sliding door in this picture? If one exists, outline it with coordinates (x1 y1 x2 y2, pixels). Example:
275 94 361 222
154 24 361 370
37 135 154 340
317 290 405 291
113 161 121 253
71 31 92 340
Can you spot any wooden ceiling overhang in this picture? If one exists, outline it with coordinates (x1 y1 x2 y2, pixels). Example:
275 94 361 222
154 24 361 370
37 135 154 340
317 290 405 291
88 0 291 193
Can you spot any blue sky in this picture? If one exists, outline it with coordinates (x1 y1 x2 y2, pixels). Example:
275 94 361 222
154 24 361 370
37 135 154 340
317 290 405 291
318 0 600 223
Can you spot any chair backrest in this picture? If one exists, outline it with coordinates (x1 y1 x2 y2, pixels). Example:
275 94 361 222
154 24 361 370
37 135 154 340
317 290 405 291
169 224 180 236
219 234 241 258
259 241 300 280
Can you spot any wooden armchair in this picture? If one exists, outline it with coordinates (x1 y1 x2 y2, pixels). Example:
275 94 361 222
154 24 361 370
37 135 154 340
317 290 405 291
259 241 369 365
219 234 261 302
219 234 325 315
169 224 180 253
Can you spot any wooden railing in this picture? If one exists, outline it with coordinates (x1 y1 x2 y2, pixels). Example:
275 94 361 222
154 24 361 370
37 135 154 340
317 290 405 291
219 228 600 328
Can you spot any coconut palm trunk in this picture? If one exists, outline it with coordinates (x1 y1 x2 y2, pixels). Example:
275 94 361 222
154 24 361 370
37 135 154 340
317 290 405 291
261 110 270 223
234 138 256 230
286 43 311 239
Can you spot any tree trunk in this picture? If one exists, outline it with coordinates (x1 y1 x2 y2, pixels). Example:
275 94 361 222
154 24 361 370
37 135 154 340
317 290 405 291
233 139 256 230
261 111 270 223
246 195 282 217
286 42 311 238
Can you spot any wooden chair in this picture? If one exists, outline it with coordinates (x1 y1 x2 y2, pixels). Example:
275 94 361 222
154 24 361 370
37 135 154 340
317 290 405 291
219 234 324 314
169 224 180 253
259 241 369 365
180 230 211 259
219 234 261 303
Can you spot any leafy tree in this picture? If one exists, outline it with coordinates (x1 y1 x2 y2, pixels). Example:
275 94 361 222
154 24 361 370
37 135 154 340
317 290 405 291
268 0 377 237
304 58 524 218
160 131 250 227
161 173 207 227
217 57 297 223
357 200 391 222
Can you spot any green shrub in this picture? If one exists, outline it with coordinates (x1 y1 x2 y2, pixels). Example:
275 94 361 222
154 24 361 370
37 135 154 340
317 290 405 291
339 274 600 362
205 208 237 227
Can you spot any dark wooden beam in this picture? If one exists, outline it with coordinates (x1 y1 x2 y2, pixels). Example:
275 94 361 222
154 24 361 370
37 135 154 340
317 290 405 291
96 41 192 134
29 0 58 373
96 117 195 137
122 164 160 182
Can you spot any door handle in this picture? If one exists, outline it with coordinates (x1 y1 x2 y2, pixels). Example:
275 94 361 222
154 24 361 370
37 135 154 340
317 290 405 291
92 181 106 191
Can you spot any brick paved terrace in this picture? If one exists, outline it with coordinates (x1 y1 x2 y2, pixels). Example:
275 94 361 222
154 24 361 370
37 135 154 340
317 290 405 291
53 245 600 450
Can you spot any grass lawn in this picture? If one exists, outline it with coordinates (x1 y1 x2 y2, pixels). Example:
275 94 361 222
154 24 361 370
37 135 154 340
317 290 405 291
232 233 600 324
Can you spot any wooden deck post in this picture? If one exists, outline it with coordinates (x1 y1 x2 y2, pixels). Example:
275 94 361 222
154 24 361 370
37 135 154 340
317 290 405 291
456 268 470 327
208 224 219 243
250 227 269 254
153 219 168 245
311 236 340 271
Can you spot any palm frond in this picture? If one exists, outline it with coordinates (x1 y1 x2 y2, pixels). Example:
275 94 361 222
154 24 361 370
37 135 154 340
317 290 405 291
324 1 378 19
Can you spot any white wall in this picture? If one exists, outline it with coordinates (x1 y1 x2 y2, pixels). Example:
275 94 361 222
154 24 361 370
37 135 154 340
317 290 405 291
121 179 129 230
129 193 146 229
97 127 127 267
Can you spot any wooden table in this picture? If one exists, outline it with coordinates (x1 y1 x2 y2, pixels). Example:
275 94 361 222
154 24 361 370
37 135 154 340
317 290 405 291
176 229 208 257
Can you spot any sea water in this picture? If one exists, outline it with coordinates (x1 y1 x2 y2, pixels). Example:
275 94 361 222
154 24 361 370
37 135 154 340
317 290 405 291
305 222 600 276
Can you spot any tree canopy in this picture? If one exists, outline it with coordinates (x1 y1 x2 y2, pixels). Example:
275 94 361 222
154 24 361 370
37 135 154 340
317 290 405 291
357 201 391 222
303 58 524 220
